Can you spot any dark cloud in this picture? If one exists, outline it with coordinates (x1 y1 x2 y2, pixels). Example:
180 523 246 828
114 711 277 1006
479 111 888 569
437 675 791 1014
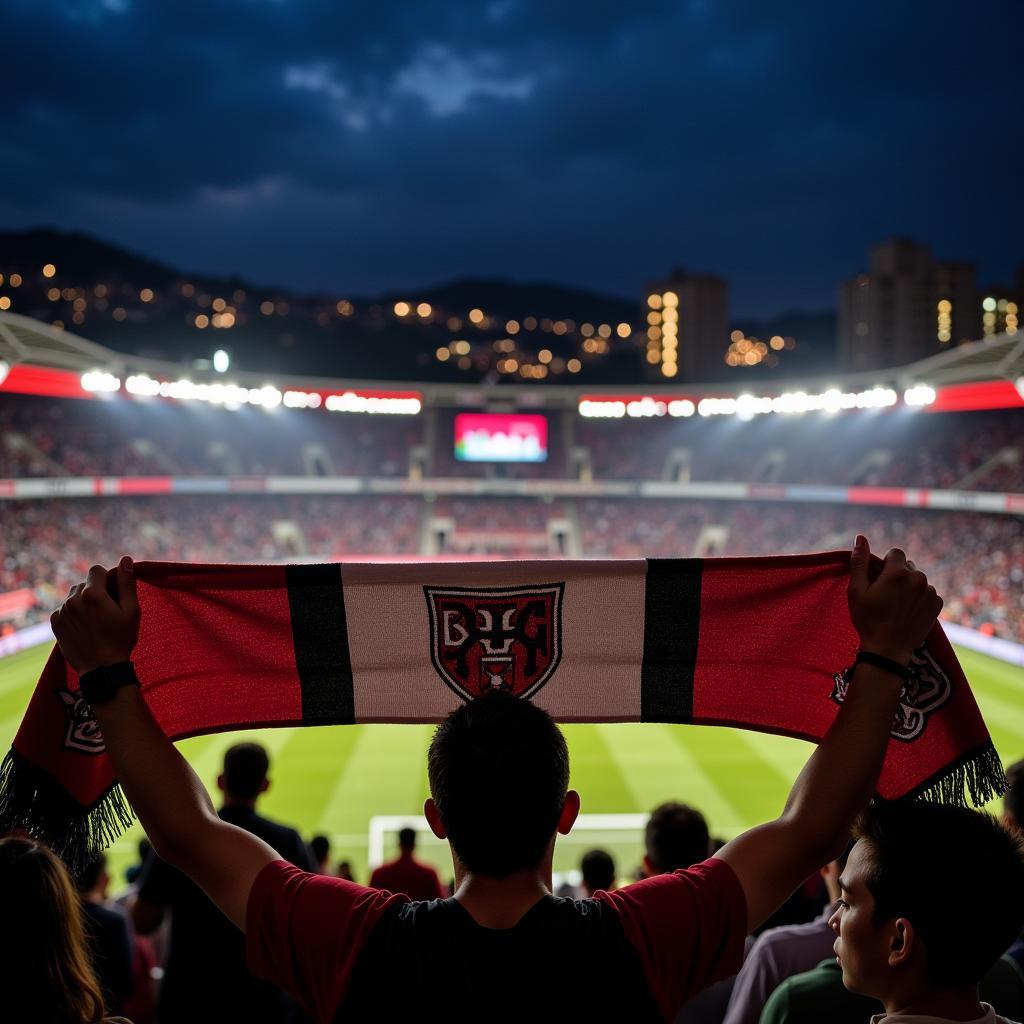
2 0 1021 313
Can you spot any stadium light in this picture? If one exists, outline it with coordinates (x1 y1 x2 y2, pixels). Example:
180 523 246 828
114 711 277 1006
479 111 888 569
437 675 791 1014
213 349 230 373
904 384 937 407
81 370 121 393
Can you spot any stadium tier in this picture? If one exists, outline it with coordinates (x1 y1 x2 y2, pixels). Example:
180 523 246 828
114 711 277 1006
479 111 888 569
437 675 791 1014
1 316 1021 644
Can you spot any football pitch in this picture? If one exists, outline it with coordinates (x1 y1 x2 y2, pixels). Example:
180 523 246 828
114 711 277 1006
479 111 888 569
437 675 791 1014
0 643 1021 890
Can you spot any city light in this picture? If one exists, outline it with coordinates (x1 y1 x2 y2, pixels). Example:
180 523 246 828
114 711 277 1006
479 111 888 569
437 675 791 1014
213 349 230 373
42 264 56 278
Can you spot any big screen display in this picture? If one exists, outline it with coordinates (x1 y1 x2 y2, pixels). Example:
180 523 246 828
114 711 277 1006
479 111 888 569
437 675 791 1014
454 413 548 462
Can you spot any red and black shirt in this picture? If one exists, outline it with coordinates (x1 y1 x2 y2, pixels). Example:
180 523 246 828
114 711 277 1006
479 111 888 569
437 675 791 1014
247 857 746 1023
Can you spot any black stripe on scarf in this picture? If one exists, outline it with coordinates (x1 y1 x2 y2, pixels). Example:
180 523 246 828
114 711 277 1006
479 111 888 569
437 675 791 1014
641 558 703 723
285 563 355 725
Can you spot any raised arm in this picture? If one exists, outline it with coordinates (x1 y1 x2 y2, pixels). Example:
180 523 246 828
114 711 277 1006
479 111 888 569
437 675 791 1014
50 558 279 931
714 536 943 932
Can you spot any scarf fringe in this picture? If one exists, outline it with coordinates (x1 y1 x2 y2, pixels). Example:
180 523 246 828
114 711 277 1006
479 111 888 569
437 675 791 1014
908 738 1007 808
0 748 134 875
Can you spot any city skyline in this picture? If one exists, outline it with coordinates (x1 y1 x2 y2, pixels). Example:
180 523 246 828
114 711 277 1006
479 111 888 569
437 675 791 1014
3 1 1022 318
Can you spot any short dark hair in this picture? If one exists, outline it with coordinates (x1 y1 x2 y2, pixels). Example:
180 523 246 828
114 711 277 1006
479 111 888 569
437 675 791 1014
1005 759 1024 827
76 853 106 894
398 827 416 851
581 849 615 893
855 799 1024 989
310 835 330 863
645 802 710 872
427 691 569 878
222 742 270 800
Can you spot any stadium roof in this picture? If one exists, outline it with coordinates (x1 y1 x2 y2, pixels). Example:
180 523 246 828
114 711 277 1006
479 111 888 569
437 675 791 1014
0 310 1021 407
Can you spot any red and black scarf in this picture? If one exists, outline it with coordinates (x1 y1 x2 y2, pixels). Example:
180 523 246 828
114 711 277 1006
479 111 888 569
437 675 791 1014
0 553 1005 870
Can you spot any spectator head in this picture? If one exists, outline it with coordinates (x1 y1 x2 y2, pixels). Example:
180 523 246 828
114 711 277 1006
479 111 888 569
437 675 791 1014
426 690 578 879
643 802 710 874
337 860 355 882
580 849 616 896
1004 758 1024 833
218 742 270 803
76 852 109 900
398 827 417 853
310 834 331 870
0 837 107 1023
830 800 1024 1007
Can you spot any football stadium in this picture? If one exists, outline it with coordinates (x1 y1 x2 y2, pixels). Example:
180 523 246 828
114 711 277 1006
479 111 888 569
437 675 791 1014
1 305 1022 887
4 4 1024 1020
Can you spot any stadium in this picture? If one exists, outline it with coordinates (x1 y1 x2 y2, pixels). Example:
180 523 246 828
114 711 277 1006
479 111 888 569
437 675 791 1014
4 4 1024 1016
1 304 1022 894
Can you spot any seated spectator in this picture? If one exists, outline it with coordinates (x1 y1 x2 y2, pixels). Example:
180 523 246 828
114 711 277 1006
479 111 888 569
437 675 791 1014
643 801 711 874
759 956 881 1024
77 853 135 1016
368 826 446 901
828 800 1024 1023
336 859 356 882
0 836 126 1023
124 838 152 887
580 848 616 896
132 742 312 1024
310 834 331 874
723 842 853 1024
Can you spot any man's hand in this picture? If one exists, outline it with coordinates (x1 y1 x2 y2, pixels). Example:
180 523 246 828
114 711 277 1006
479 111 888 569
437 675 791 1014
847 535 943 664
50 556 140 674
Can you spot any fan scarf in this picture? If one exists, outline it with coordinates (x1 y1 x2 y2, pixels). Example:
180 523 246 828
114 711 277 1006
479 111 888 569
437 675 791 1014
0 552 1005 871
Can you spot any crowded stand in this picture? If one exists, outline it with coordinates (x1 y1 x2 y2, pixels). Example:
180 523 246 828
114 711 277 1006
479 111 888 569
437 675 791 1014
1 392 1021 490
1 494 1021 641
578 409 1024 489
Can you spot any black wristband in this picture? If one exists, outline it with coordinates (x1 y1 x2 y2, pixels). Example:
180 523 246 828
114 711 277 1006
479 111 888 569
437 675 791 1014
78 661 140 705
855 650 912 682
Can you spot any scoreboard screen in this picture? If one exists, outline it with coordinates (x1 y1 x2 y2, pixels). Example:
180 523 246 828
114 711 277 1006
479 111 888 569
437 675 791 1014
454 413 548 463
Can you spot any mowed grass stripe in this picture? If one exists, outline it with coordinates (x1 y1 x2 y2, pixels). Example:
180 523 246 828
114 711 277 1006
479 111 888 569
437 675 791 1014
0 646 53 698
590 723 746 833
562 724 637 813
957 649 1024 710
319 725 431 831
664 724 793 836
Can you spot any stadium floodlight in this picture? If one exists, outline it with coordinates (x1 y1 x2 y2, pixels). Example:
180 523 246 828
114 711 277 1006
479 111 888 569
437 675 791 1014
667 399 695 417
80 370 121 393
904 384 937 407
284 390 323 409
324 391 422 415
213 349 230 373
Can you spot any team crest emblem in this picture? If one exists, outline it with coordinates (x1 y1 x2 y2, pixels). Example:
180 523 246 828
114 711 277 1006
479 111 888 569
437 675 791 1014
831 645 953 742
424 583 565 701
55 689 106 755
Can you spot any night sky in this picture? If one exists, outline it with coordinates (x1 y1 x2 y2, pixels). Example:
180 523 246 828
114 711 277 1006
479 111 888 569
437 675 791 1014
3 0 1021 316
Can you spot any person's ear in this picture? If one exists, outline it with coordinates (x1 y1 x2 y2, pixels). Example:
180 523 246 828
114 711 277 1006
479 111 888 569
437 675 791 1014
424 798 447 840
641 855 656 879
557 790 581 835
888 918 914 967
216 774 225 793
260 778 270 795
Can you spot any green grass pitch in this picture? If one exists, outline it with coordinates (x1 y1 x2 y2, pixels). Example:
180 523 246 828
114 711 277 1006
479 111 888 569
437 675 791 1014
0 644 1020 889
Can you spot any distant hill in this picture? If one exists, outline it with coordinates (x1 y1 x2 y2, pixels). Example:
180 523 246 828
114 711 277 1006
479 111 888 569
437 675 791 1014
0 227 833 384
